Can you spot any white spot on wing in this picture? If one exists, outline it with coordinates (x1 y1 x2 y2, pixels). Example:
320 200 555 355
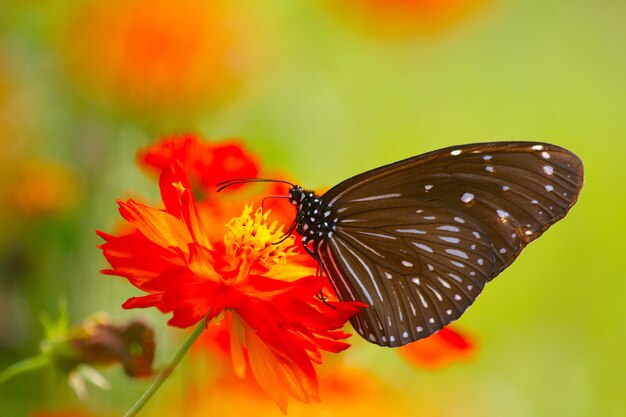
427 284 443 302
446 249 469 259
543 166 554 175
461 192 475 203
451 149 462 155
437 277 451 288
396 228 426 234
424 184 433 191
417 291 429 308
454 216 466 224
532 145 543 150
545 185 554 192
411 277 421 285
348 193 402 202
497 209 510 218
541 151 551 159
413 243 434 253
355 230 397 240
440 236 461 243
447 273 462 282
502 185 510 191
483 155 492 160
402 260 414 267
485 166 494 172
438 225 460 232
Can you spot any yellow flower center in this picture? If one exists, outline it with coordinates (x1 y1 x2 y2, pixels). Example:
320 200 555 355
224 204 294 274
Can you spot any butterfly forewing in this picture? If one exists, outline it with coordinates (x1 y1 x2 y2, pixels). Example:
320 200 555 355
316 142 583 347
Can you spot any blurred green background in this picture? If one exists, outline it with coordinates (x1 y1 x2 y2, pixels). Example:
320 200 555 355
0 0 624 416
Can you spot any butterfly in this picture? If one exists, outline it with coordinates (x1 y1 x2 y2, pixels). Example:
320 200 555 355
219 142 584 347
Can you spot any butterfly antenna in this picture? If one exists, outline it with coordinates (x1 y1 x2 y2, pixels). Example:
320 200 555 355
216 178 295 193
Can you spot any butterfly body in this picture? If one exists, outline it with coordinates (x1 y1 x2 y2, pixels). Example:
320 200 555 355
288 186 338 245
285 142 583 347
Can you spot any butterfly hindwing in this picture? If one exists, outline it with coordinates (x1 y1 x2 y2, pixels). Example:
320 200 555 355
317 202 495 347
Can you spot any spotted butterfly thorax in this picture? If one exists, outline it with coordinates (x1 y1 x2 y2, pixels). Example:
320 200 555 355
219 142 584 347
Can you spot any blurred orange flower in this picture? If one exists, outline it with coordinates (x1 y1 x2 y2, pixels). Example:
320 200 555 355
9 158 81 217
399 325 475 369
98 155 365 411
336 0 491 37
60 0 262 114
180 359 411 417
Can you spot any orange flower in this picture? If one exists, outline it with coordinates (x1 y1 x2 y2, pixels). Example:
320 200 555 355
98 162 365 412
335 0 491 37
399 325 475 369
60 0 262 114
9 157 81 217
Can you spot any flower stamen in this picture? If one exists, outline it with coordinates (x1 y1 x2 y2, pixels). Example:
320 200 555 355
225 204 295 273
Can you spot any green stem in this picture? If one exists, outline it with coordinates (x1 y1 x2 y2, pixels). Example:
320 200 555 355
0 354 50 384
125 317 207 417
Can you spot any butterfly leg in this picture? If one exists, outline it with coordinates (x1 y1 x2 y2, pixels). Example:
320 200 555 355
287 236 334 309
302 241 336 309
272 220 297 245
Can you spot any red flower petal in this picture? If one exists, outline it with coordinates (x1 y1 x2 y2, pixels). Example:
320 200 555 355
137 134 259 194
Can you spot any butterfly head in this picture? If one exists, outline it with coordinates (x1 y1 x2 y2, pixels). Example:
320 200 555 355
287 185 305 207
